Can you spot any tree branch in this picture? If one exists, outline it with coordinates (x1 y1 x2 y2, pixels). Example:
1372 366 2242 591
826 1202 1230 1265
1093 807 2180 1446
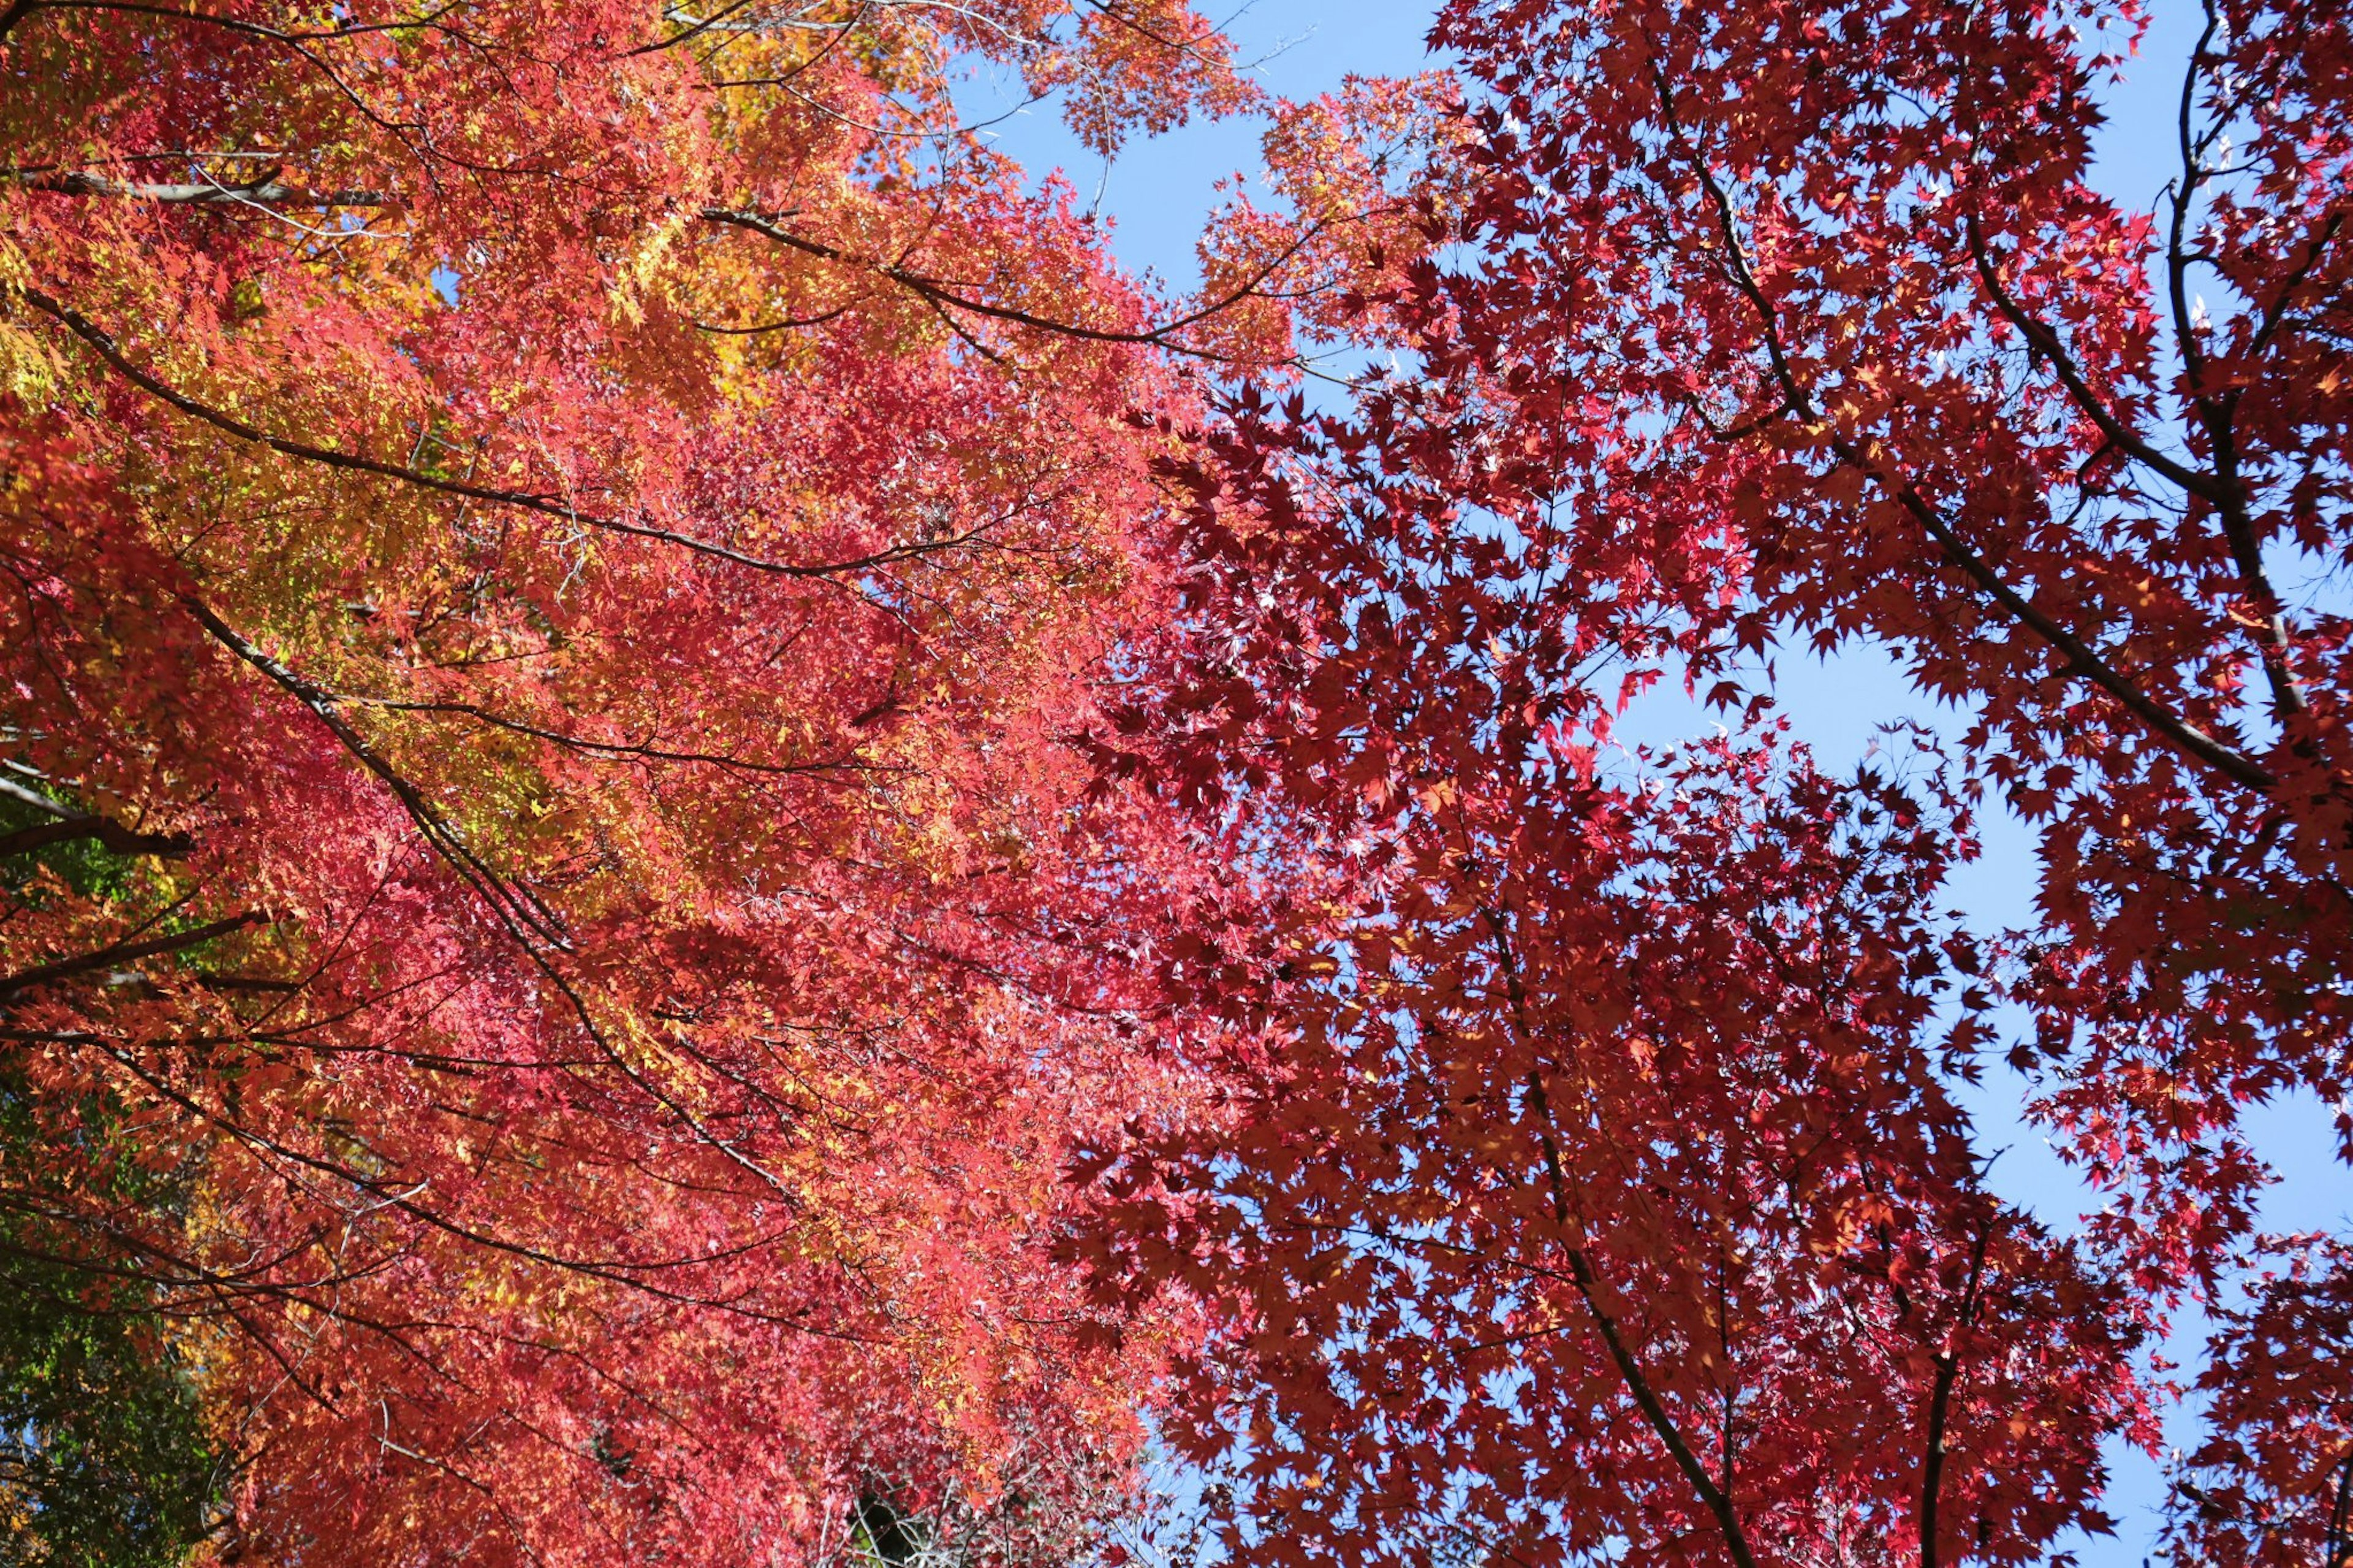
181 597 573 953
1960 216 2218 502
1528 1066 1763 1568
0 774 194 861
1963 213 2312 727
5 0 466 47
701 205 1325 360
0 814 193 861
11 169 393 206
182 600 819 1210
1648 61 2275 793
2325 1450 2352 1568
2167 1 2226 397
19 286 988 582
1918 1216 1993 1568
0 911 263 998
336 694 884 779
1477 897 1763 1568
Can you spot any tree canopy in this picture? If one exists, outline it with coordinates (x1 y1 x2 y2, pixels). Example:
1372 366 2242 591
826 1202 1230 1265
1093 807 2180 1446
2 2 2348 1567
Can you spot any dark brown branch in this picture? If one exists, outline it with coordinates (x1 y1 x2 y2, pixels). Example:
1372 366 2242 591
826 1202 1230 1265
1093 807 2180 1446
21 286 983 581
2243 213 2343 363
1970 207 2312 724
338 694 884 778
1530 1067 1763 1568
0 911 263 998
2167 2 2226 396
1477 898 1763 1568
1649 63 2275 794
2153 2 2314 722
182 597 573 953
622 0 761 56
1882 480 2270 789
1961 216 2217 502
0 814 192 861
691 302 854 335
1917 1218 1993 1568
1075 0 1226 64
2325 1450 2352 1568
700 205 1325 360
2199 420 2309 725
194 972 306 994
7 0 466 47
0 774 192 858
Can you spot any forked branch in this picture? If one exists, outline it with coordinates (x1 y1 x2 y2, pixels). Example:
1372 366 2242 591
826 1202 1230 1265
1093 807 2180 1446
1647 60 2274 793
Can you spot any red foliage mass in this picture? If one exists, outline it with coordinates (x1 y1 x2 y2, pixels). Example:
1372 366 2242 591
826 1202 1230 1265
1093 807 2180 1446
0 2 1267 1561
1076 2 2353 1566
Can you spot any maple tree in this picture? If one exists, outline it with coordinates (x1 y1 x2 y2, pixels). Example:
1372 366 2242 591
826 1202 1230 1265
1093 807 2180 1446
0 1 1291 1562
1074 2 2353 1567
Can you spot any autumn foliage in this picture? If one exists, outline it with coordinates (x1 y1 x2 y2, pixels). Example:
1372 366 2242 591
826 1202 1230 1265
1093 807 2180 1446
0 1 1265 1561
1082 3 2353 1567
3 1 2351 1566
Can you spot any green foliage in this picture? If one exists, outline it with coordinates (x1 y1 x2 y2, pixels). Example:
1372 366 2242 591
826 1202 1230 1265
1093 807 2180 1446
0 792 135 904
0 1246 219 1568
0 1050 219 1565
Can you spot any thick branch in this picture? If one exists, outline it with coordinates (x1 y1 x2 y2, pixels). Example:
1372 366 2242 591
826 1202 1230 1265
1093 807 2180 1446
2167 2 2226 396
0 775 192 857
0 911 263 998
12 170 392 206
2155 2 2312 725
1917 1219 1993 1568
0 814 192 860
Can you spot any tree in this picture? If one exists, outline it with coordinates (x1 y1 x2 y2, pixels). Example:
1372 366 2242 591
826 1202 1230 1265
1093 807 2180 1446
1077 2 2353 1566
0 1028 220 1568
0 2 1277 1562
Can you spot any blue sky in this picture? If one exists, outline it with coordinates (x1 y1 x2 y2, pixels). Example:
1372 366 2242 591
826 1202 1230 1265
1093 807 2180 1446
971 4 2346 1560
